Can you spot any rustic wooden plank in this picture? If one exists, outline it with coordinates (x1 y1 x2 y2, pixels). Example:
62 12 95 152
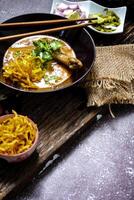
0 89 101 200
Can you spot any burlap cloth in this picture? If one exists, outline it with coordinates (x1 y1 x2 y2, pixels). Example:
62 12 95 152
83 44 134 107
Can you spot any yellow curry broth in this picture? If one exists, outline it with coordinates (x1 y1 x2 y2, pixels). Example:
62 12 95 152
2 36 74 90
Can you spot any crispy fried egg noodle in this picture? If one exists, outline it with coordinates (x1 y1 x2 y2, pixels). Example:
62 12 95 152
0 111 37 155
3 51 43 89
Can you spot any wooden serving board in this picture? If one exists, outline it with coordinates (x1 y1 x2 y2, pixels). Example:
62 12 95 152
0 88 101 200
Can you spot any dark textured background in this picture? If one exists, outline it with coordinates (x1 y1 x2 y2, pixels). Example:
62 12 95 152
0 0 52 22
7 105 134 200
0 1 134 200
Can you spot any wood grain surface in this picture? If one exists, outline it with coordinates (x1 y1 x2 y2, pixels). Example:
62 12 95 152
0 89 100 200
0 2 134 200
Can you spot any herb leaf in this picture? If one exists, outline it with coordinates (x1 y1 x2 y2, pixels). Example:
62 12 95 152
32 39 63 64
50 40 62 51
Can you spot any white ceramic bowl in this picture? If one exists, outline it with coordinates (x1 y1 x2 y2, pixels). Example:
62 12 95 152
87 1 127 34
50 0 127 34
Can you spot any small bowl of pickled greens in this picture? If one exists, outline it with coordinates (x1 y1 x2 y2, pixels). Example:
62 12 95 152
88 1 127 34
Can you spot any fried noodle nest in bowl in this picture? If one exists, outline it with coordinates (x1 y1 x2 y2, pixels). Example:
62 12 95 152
0 111 38 163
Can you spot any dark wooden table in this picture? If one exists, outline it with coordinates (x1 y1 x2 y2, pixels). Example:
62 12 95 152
0 1 134 200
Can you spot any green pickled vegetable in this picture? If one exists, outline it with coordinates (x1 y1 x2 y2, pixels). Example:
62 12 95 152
89 9 120 32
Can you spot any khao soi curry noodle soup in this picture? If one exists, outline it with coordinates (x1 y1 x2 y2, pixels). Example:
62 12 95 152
0 111 37 155
2 35 83 91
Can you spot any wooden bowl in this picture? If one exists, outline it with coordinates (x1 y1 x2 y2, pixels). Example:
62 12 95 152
0 114 39 163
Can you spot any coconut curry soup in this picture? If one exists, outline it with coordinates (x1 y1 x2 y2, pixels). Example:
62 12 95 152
2 35 83 92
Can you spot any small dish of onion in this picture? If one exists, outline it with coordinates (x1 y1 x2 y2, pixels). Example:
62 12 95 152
51 0 87 19
51 0 127 34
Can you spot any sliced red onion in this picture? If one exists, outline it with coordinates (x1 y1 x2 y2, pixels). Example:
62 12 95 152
57 3 69 11
55 2 86 19
54 10 64 17
63 9 73 17
68 4 79 10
